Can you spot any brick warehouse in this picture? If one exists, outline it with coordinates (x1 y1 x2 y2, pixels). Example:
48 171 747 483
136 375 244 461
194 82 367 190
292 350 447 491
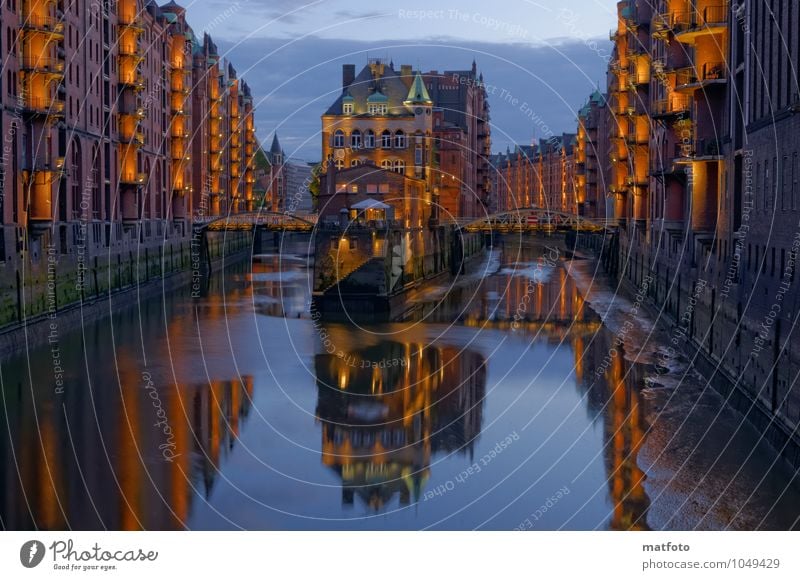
488 0 800 460
0 1 257 327
602 0 800 458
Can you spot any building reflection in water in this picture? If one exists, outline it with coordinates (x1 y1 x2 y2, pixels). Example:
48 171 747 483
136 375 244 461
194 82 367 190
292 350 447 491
411 246 652 529
315 341 486 510
248 253 310 319
0 363 254 530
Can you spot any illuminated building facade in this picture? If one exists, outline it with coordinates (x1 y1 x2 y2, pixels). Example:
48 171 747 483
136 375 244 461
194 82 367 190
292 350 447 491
586 1 800 446
489 135 577 215
0 1 257 283
321 59 491 220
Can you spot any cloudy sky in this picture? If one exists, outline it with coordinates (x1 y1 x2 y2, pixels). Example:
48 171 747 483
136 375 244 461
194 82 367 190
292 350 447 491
175 0 616 161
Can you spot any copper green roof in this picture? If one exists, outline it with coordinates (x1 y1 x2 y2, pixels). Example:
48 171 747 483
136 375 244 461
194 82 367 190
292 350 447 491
404 72 433 106
366 91 389 103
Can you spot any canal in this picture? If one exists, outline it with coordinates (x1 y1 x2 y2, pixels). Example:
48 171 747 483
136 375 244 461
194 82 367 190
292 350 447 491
1 237 798 530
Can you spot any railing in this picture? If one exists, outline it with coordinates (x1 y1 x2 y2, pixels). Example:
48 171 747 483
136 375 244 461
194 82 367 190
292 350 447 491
21 15 64 34
19 57 64 73
119 172 147 185
673 4 728 35
23 96 65 115
119 73 145 90
675 62 727 87
652 95 691 116
120 129 145 146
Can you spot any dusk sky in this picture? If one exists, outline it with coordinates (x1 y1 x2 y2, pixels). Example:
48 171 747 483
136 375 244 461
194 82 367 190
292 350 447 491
176 0 616 161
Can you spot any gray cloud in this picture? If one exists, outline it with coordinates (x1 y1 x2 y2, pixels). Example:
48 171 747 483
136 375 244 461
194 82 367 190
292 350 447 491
216 36 609 161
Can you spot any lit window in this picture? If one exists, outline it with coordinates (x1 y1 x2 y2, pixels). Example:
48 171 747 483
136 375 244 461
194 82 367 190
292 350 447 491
394 131 406 148
379 183 390 193
351 130 362 149
381 159 392 170
350 184 358 193
333 130 345 148
364 130 375 148
367 184 378 194
381 130 392 148
335 159 344 169
343 102 353 115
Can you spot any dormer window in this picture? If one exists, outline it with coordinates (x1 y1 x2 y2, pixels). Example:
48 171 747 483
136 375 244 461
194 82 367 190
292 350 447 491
368 103 387 115
343 102 354 115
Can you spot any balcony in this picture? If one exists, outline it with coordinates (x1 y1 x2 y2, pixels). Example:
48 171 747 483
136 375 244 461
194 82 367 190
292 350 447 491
171 70 191 94
119 171 147 186
119 72 145 91
171 142 189 160
119 43 144 59
694 138 724 160
21 14 64 38
626 133 649 146
119 127 145 147
674 61 727 91
19 56 64 75
23 96 65 116
652 95 691 118
674 4 728 43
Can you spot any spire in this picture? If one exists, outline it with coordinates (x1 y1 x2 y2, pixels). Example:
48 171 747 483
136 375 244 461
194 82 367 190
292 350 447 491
404 72 433 106
270 133 282 155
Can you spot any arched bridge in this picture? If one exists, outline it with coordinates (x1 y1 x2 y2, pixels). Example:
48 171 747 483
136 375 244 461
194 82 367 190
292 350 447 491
453 208 617 233
192 211 317 233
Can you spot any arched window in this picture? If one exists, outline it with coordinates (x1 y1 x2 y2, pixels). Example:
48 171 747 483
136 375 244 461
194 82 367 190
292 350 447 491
333 130 345 148
393 160 405 175
381 159 392 170
364 130 375 149
394 130 406 149
350 130 362 149
381 130 392 149
351 159 359 167
334 158 345 170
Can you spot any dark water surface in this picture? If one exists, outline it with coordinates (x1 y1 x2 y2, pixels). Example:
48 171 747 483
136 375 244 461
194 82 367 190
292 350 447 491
2 239 798 530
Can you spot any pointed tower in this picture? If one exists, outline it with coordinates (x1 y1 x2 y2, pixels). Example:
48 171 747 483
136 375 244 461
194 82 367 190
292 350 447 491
269 133 283 166
403 72 433 107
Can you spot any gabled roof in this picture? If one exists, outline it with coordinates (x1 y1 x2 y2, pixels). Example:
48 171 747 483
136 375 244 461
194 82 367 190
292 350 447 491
324 62 416 117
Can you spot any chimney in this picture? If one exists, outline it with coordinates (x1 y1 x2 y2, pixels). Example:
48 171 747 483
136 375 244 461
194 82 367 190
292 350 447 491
342 64 355 90
401 65 413 88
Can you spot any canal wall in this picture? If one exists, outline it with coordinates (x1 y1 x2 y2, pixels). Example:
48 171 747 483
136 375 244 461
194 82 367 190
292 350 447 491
0 229 252 357
313 225 483 319
591 229 800 471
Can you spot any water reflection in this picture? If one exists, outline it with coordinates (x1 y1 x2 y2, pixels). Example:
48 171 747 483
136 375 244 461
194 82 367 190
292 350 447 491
0 359 253 530
1 239 798 530
315 341 485 509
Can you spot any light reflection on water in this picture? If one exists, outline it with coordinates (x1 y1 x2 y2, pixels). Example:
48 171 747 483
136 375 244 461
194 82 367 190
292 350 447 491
1 239 798 530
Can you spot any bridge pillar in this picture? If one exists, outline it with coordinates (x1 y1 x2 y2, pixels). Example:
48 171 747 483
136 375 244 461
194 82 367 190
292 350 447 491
450 227 464 275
